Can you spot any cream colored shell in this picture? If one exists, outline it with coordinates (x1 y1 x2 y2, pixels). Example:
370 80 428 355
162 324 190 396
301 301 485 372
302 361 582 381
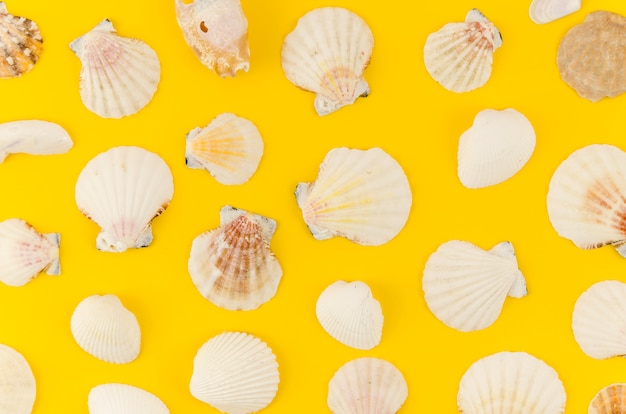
0 120 72 163
88 383 169 414
529 0 581 24
589 383 626 414
0 2 42 78
0 344 36 414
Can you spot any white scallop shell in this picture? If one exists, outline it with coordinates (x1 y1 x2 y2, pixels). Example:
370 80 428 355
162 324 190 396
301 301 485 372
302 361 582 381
281 7 373 116
0 2 43 79
88 383 169 414
316 281 383 350
70 294 141 364
547 144 626 257
588 383 626 414
75 146 173 253
529 0 581 24
0 120 72 163
70 19 160 119
328 357 408 414
0 218 59 287
424 9 502 93
458 351 566 413
190 331 280 414
423 240 527 332
185 113 263 185
295 147 412 246
0 344 36 414
458 108 536 189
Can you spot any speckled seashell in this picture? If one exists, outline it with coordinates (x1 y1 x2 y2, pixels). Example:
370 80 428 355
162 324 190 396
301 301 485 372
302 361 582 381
70 19 160 118
529 0 581 24
424 9 502 93
188 206 282 311
295 147 412 246
0 218 59 287
190 332 280 414
0 2 42 78
281 7 373 115
0 344 35 414
328 357 408 414
0 120 72 163
88 383 169 414
589 383 626 414
175 0 249 77
185 113 263 185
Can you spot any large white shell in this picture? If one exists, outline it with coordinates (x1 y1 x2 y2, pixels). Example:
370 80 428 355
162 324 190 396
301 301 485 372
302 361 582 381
529 0 581 24
327 357 408 414
70 294 141 364
88 383 169 414
0 2 43 78
0 218 59 287
190 331 280 414
0 344 36 414
0 120 72 163
316 280 383 350
70 19 160 118
281 7 374 116
458 108 536 189
588 383 626 414
295 147 412 246
424 9 502 93
75 146 173 253
185 113 263 185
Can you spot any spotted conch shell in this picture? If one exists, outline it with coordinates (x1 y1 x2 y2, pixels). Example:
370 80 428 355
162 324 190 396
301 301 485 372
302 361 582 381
0 2 43 78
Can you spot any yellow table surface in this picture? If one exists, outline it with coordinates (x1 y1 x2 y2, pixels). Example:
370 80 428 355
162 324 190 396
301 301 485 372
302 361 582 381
2 0 626 412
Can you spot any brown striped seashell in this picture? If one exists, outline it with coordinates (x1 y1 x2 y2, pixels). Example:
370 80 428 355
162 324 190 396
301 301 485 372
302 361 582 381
0 2 42 78
589 383 626 414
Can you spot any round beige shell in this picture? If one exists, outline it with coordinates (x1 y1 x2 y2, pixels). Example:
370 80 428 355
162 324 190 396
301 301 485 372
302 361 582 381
0 120 73 163
0 2 42 78
281 7 373 116
0 344 36 414
70 19 160 118
295 147 412 246
175 0 249 77
328 357 408 414
0 218 59 287
315 280 383 350
75 146 173 253
423 240 527 332
188 205 282 311
424 9 502 93
458 351 566 414
589 383 626 414
558 11 626 102
88 383 169 414
185 113 263 185
190 332 279 414
529 0 581 24
70 294 141 364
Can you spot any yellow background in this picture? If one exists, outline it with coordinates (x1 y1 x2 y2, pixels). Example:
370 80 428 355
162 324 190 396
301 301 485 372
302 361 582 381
1 0 626 412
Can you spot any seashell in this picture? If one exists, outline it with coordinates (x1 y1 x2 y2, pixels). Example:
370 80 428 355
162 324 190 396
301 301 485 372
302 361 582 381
424 9 502 93
0 2 43 79
0 218 59 287
295 147 412 246
174 0 249 77
0 120 72 163
75 146 173 253
458 108 536 189
529 0 581 24
71 294 141 364
589 383 626 414
458 351 566 413
185 113 263 185
190 331 280 413
315 280 383 350
281 7 374 116
70 19 160 118
327 357 408 414
547 144 626 257
88 383 169 414
423 240 527 332
557 11 626 102
188 205 282 311
0 344 36 414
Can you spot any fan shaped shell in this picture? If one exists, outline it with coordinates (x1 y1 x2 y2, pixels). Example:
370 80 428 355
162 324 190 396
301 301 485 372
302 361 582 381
75 146 173 253
589 383 626 414
316 280 383 350
281 7 373 116
424 9 502 93
0 344 35 414
295 147 412 246
70 19 160 118
0 2 42 78
529 0 581 24
185 113 263 185
0 120 72 163
458 351 566 414
327 357 408 414
88 383 169 414
190 331 280 414
70 294 141 364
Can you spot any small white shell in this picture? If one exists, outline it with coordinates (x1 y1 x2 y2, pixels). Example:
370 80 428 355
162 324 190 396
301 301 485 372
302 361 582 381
316 281 383 350
458 108 536 189
0 2 43 78
295 147 412 246
0 120 72 163
190 331 280 414
70 19 160 118
70 294 141 364
588 383 626 414
0 218 59 287
88 383 169 414
0 344 36 414
328 357 408 414
529 0 581 24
